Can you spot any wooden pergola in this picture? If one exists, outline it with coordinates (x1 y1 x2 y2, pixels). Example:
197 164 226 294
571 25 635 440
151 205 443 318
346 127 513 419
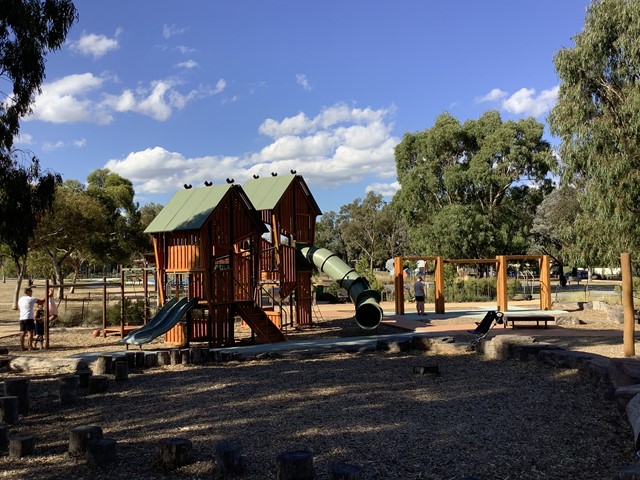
393 255 551 314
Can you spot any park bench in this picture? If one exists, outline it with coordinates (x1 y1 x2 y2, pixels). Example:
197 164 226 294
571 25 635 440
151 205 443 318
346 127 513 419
503 314 555 329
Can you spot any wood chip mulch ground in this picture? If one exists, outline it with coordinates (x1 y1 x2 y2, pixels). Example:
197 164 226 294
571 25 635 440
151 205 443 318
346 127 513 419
0 304 638 479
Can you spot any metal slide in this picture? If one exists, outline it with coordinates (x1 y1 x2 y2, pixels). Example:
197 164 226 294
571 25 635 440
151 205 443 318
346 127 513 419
299 245 383 330
118 297 199 346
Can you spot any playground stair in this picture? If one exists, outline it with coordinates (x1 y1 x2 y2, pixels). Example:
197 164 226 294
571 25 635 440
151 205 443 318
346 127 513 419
233 301 287 343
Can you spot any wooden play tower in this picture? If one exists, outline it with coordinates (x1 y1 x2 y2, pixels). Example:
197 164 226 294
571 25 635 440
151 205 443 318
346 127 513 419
145 183 285 347
144 174 322 347
243 173 322 328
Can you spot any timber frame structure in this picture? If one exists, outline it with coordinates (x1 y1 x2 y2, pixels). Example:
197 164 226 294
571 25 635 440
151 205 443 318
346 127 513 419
145 184 286 347
243 174 322 329
393 255 551 314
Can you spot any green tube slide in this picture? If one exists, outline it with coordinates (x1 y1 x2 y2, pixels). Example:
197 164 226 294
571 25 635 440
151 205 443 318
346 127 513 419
299 245 383 330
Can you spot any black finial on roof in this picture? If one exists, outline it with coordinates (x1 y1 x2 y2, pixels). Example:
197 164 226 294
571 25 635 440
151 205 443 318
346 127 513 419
204 181 213 186
290 169 297 174
271 172 278 176
226 178 235 184
183 184 192 189
253 174 260 179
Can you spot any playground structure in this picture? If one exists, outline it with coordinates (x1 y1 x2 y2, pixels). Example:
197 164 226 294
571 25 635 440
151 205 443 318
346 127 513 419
141 174 383 348
393 255 551 314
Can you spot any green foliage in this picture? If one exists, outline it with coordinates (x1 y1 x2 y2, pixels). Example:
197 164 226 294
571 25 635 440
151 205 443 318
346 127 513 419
393 111 555 258
549 0 640 261
105 299 147 327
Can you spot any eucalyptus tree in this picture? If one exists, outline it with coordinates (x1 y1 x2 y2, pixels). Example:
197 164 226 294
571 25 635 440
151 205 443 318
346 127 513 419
393 111 555 261
549 0 640 262
0 0 77 305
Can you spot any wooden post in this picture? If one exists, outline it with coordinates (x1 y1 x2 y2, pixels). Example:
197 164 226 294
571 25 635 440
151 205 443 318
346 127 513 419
9 435 35 457
434 256 445 314
59 375 80 405
88 375 108 395
276 450 314 480
0 422 8 452
622 253 635 357
393 256 404 315
120 267 126 338
539 255 551 310
114 361 128 381
69 425 103 457
496 255 508 312
215 440 244 476
328 463 364 479
86 438 117 466
102 274 107 338
0 397 19 424
93 355 112 375
45 278 50 350
4 377 30 414
158 438 193 470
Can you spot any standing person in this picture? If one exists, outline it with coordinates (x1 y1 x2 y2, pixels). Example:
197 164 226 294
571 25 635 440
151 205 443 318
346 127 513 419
413 276 426 316
18 287 44 351
47 288 59 326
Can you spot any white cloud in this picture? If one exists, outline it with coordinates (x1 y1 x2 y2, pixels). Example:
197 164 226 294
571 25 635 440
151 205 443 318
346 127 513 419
14 132 33 145
296 74 312 92
176 45 196 54
214 79 226 94
72 138 87 148
105 104 400 196
69 30 120 59
477 88 508 103
163 24 188 39
42 138 87 152
28 73 113 124
29 73 217 124
365 181 401 198
501 86 559 117
175 60 199 69
479 86 559 117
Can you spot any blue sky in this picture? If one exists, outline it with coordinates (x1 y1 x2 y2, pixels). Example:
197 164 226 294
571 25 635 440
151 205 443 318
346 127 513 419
16 0 590 214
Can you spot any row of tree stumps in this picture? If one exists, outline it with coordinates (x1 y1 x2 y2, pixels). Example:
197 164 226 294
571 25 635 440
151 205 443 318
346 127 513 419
0 349 366 478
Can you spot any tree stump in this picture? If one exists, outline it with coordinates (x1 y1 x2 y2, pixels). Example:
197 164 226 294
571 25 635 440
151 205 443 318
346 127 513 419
276 450 314 480
328 463 364 480
86 438 117 467
125 352 136 369
59 375 80 405
157 351 170 366
158 437 193 470
69 425 103 457
88 375 108 395
144 353 157 368
4 377 30 414
0 396 19 424
215 440 244 476
191 348 203 364
181 350 191 365
114 361 128 381
134 351 146 368
93 355 112 375
77 369 92 389
9 434 35 457
0 422 8 452
170 349 182 365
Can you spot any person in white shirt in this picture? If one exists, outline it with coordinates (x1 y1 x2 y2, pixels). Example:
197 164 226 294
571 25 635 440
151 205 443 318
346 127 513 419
413 277 426 316
47 288 59 326
18 287 44 351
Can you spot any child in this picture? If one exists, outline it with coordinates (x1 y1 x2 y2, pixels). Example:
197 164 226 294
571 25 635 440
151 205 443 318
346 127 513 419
33 308 45 350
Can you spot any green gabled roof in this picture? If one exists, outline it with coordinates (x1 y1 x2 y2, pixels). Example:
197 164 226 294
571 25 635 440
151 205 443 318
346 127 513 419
243 174 322 214
144 184 232 233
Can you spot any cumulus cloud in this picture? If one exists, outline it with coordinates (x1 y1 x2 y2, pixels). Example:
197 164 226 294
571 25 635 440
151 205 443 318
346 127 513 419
69 30 121 59
105 104 400 196
28 73 113 124
29 74 217 124
366 181 401 198
501 86 559 117
476 88 508 103
477 86 559 117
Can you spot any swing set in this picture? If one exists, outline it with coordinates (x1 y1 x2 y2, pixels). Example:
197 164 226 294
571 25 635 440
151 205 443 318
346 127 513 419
393 254 551 315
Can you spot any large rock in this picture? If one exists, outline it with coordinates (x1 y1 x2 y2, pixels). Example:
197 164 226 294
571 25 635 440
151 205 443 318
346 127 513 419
554 315 585 326
609 358 640 388
9 356 88 374
478 335 538 361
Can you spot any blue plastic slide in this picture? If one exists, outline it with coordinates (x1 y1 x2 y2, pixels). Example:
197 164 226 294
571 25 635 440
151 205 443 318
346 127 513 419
118 297 199 346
